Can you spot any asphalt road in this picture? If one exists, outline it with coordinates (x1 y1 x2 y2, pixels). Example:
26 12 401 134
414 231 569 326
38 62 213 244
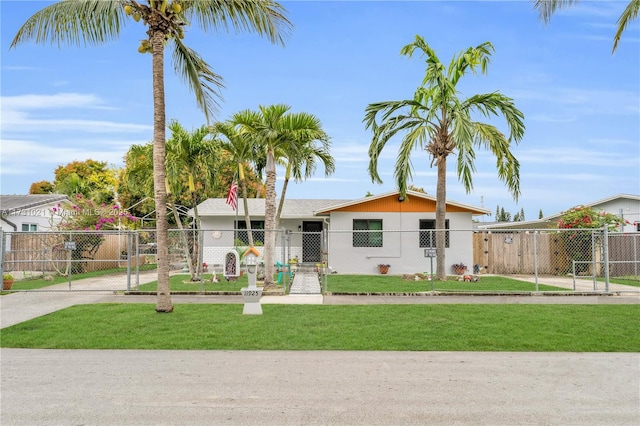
1 349 639 425
2 275 639 425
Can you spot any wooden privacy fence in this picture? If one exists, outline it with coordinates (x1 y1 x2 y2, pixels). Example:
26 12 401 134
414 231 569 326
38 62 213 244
474 231 568 275
608 233 640 277
4 232 143 273
473 230 639 276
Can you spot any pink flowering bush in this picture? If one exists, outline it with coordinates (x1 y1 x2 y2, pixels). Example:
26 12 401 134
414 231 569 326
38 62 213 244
51 194 137 231
556 206 625 275
50 194 137 273
556 205 625 231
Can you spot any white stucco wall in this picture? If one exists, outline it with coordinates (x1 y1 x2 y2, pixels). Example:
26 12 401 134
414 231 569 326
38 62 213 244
1 203 62 250
199 217 304 268
1 206 58 233
593 199 640 233
198 213 476 275
325 211 475 275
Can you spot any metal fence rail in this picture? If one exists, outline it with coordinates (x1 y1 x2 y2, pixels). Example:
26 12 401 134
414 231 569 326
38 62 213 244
2 227 638 293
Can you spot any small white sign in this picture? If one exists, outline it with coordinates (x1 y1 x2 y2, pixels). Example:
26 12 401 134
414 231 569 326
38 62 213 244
424 248 436 258
64 241 77 250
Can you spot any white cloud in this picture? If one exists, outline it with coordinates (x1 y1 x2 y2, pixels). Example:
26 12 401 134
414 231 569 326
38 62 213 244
0 93 152 134
2 93 106 109
2 113 152 133
518 148 638 167
0 139 146 175
512 87 639 115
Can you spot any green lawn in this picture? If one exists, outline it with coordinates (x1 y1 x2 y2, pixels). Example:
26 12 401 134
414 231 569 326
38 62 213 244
325 274 568 293
603 276 640 288
134 274 275 293
131 273 567 293
1 304 638 352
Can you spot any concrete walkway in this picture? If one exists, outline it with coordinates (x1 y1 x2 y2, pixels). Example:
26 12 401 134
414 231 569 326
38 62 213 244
510 274 640 293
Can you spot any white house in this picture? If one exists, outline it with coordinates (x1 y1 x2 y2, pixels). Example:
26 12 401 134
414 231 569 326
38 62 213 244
196 190 489 275
1 194 69 233
477 194 640 232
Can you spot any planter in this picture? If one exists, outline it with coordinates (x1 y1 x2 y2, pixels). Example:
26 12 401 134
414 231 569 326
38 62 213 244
3 278 14 290
378 265 390 275
451 264 467 275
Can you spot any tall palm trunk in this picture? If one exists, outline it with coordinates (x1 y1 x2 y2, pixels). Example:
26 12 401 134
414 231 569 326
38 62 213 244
171 200 195 280
239 164 254 247
275 163 292 228
435 155 447 281
151 29 173 312
191 201 202 281
263 150 277 288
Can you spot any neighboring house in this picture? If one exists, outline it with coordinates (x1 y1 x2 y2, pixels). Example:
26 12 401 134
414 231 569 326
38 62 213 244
477 194 640 232
0 194 69 233
196 190 489 275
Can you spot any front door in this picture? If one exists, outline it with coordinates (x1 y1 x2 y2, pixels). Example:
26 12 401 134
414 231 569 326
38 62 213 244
302 221 323 263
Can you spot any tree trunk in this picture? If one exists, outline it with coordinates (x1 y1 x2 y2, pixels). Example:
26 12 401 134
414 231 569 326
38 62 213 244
263 150 277 288
192 201 202 281
239 163 254 247
275 163 292 229
151 31 173 312
171 201 194 280
435 155 447 281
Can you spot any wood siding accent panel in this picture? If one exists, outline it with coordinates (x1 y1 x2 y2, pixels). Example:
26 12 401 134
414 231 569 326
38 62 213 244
328 194 473 213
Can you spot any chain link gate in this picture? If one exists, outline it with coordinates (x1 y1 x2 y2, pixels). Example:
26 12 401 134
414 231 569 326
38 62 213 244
1 229 139 291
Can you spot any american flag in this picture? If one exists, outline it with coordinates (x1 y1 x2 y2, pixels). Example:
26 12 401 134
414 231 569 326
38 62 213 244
225 181 238 210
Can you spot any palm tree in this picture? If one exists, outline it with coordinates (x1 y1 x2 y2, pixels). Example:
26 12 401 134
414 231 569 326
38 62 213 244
364 35 525 280
122 132 211 281
275 126 334 227
166 120 219 281
11 0 291 312
533 0 639 52
211 120 259 247
233 105 329 288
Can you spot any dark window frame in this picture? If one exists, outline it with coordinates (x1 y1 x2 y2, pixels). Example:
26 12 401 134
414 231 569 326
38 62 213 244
352 219 383 247
21 223 38 232
234 220 265 245
419 219 450 248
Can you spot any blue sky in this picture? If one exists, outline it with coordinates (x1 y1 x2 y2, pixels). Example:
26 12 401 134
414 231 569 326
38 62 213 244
1 0 639 221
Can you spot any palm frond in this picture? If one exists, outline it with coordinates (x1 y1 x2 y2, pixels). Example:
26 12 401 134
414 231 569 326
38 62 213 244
462 93 525 143
186 0 292 45
171 37 224 122
11 0 126 48
456 143 477 194
533 0 581 23
613 0 640 52
473 122 521 201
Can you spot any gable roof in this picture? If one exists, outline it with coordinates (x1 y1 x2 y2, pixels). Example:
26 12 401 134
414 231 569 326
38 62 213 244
0 194 69 215
542 193 640 221
315 190 490 215
196 190 489 218
196 198 349 218
477 193 640 230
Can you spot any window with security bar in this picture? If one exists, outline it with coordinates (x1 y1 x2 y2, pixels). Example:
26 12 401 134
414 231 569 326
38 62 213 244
419 219 449 248
353 219 382 247
234 220 265 245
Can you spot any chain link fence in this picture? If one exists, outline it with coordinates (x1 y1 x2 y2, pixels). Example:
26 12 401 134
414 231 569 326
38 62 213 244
2 227 638 293
0 229 141 291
